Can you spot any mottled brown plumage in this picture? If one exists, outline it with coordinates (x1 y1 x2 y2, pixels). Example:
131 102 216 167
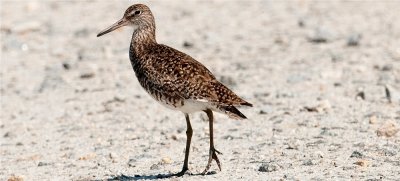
97 4 252 176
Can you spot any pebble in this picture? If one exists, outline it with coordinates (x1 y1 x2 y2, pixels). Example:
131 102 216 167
304 100 331 113
314 151 324 158
170 134 178 140
62 62 71 70
7 175 24 181
205 171 217 175
258 162 279 172
37 162 50 166
381 149 397 156
350 151 363 158
3 131 15 138
109 152 117 160
381 64 393 71
369 116 378 124
78 153 96 160
286 140 300 150
150 164 160 170
377 121 399 137
161 157 172 164
308 27 333 43
259 105 273 115
347 33 362 46
356 91 365 100
385 84 400 104
127 159 136 167
80 72 95 79
183 41 194 48
303 159 318 166
298 17 306 27
354 160 368 167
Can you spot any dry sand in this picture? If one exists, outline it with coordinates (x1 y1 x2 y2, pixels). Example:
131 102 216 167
1 0 400 180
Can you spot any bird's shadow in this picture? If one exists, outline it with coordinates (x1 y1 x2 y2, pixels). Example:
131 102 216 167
103 171 216 181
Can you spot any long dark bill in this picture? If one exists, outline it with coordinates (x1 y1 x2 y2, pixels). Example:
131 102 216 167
97 18 127 37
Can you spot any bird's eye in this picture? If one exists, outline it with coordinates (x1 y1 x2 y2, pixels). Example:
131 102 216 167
134 10 141 15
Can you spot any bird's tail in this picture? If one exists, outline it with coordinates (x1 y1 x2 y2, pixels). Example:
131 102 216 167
218 105 248 120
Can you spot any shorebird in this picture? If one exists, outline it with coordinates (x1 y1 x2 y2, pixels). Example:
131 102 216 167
97 4 252 176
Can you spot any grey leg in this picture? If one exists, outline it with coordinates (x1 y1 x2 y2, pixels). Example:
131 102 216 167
202 109 222 174
174 113 192 176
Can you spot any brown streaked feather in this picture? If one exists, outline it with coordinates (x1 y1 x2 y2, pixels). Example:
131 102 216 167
132 44 252 107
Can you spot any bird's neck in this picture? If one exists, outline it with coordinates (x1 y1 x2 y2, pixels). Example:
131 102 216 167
131 25 156 55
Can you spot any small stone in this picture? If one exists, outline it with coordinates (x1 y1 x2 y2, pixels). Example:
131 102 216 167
308 27 333 43
3 132 15 138
315 151 324 158
206 171 217 175
37 162 49 166
304 100 331 113
354 160 368 167
347 33 362 46
298 17 306 27
377 121 399 137
161 157 172 164
258 162 279 172
80 72 95 79
127 159 136 167
333 82 342 87
109 152 117 159
62 62 71 70
356 91 365 100
259 105 273 115
369 116 378 124
385 85 392 103
303 159 317 166
350 151 363 158
78 153 96 160
384 84 400 104
381 64 393 71
183 41 193 48
222 135 234 140
286 140 299 150
150 164 160 170
382 149 397 156
170 134 178 140
7 175 24 181
318 100 331 111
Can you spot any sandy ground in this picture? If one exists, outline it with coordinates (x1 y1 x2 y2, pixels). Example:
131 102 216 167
1 0 400 180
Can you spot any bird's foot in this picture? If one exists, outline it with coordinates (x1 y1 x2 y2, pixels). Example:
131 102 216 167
173 167 189 177
201 147 222 175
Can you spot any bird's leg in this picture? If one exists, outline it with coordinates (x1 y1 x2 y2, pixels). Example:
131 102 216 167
202 109 222 175
174 113 193 177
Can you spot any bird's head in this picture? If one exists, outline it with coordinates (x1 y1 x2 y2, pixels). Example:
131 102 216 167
97 4 154 37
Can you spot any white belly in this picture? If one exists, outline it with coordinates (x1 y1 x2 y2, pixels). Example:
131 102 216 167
178 99 210 113
156 98 209 113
